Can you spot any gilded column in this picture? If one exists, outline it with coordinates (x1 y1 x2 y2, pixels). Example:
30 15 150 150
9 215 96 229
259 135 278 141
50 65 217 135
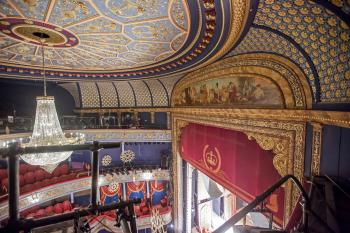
311 122 323 175
167 112 171 129
117 111 121 127
150 111 155 124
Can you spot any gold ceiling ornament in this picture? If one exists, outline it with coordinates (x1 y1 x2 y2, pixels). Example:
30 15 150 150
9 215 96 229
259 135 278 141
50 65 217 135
120 150 136 163
12 25 66 45
151 208 166 233
102 154 112 166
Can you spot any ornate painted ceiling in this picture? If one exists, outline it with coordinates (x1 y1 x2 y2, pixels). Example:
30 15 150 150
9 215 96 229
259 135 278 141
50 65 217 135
0 0 248 80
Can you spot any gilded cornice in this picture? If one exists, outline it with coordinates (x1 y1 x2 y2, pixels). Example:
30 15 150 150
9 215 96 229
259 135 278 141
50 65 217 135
170 108 350 128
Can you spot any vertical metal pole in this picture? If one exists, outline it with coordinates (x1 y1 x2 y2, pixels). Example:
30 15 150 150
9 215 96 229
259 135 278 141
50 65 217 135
91 141 99 210
8 143 20 232
302 197 309 233
128 202 137 233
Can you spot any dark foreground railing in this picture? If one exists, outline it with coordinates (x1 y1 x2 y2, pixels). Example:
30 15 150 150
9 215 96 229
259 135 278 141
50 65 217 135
213 175 335 233
0 142 140 233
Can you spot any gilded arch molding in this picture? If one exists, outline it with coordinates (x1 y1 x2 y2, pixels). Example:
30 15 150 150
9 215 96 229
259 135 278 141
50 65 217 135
172 110 306 227
172 53 313 109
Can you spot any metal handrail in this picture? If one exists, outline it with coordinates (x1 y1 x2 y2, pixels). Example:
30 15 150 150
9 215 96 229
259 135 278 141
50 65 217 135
213 175 310 233
324 174 350 200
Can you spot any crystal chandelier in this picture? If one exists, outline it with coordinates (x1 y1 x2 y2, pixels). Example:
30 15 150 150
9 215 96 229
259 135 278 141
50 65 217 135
20 33 85 173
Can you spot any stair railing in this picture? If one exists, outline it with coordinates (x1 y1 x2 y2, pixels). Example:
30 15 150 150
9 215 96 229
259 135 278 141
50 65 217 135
212 174 335 233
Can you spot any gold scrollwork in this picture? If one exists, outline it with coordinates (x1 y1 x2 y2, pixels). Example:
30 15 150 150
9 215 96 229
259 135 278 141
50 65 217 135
245 132 289 177
311 122 323 175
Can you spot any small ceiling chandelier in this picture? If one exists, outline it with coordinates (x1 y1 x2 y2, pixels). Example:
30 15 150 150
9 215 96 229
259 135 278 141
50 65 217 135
20 32 85 173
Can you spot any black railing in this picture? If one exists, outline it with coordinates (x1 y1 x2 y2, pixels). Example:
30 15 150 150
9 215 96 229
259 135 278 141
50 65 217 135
213 175 310 233
0 142 140 233
0 115 168 134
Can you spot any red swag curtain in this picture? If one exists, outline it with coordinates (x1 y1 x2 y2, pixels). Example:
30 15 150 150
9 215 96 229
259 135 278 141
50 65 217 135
180 123 284 224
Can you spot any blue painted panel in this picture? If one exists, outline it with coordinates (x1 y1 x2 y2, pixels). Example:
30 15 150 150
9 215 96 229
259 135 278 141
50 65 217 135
339 127 350 178
139 112 151 126
320 125 341 176
155 112 167 128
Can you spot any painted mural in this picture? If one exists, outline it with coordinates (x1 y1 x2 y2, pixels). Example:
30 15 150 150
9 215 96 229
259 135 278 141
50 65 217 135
174 76 283 107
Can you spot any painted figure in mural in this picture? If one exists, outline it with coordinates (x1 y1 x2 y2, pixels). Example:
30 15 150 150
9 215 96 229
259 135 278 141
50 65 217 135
228 81 237 103
176 76 282 107
252 84 265 100
199 84 209 104
213 82 220 103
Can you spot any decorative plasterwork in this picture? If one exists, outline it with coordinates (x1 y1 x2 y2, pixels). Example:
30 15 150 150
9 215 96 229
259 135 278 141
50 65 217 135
0 170 170 221
226 27 317 99
252 0 350 103
0 129 172 144
245 132 289 177
172 53 313 109
310 122 323 175
172 110 306 226
60 75 181 108
0 0 189 71
0 0 250 80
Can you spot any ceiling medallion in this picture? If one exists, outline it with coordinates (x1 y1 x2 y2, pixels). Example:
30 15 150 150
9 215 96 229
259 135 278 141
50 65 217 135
0 18 79 48
102 154 112 166
120 150 135 163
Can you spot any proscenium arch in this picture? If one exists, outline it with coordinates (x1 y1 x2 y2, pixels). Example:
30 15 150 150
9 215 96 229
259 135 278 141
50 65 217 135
172 53 313 109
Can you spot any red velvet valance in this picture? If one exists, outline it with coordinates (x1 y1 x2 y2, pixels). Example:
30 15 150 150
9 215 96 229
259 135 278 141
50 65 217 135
180 123 284 224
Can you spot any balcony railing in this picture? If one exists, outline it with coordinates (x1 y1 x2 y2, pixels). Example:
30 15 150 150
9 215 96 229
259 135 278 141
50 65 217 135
0 115 168 134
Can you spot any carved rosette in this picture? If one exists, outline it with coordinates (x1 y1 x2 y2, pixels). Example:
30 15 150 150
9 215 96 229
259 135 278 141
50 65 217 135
245 132 289 177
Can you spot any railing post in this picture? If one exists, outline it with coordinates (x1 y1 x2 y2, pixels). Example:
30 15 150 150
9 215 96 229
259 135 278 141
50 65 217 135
8 142 20 233
91 141 99 210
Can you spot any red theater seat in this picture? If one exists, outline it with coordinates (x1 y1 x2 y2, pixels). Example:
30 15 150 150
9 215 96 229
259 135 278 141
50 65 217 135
24 171 35 184
54 203 63 214
62 200 71 211
1 178 8 190
34 170 45 182
19 164 29 175
0 169 7 180
35 209 46 218
45 206 54 215
60 164 69 175
21 184 32 194
19 175 25 187
27 165 37 172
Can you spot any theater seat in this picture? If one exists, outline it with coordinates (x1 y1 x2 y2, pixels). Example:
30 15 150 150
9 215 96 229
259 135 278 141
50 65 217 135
45 206 54 215
24 171 35 184
19 164 29 175
54 203 63 214
62 200 71 211
0 169 7 180
34 170 45 182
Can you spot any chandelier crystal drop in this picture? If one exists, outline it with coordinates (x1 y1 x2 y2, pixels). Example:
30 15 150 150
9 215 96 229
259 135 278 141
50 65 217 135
21 97 85 173
20 35 85 173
